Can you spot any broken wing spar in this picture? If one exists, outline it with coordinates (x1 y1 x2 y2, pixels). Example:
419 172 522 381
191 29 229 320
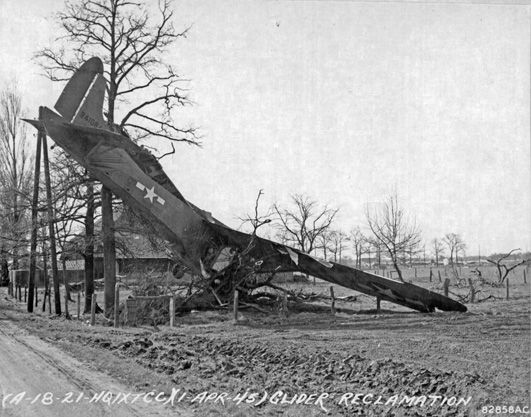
24 58 467 313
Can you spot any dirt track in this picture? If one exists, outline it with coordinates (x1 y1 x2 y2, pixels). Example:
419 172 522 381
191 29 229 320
0 310 189 417
1 283 529 417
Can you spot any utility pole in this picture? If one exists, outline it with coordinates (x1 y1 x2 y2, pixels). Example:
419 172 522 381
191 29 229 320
41 110 61 315
27 109 43 313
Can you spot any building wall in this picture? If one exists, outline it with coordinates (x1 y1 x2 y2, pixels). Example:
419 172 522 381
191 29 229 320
117 258 172 274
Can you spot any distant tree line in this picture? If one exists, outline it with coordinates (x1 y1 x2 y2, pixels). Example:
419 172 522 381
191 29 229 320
266 192 529 284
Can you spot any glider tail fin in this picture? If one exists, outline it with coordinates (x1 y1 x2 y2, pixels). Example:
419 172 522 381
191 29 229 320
54 57 108 130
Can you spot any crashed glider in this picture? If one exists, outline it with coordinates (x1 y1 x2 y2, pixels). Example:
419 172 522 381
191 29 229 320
25 57 467 313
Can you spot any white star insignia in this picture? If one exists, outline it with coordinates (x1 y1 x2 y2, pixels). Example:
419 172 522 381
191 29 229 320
143 186 156 203
135 181 165 206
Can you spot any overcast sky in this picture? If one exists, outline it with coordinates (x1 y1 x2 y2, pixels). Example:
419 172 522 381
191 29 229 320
0 0 529 256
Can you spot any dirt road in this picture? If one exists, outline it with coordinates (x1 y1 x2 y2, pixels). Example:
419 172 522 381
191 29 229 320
1 281 529 416
0 312 189 417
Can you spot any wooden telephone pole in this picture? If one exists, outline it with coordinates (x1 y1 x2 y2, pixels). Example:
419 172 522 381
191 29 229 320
27 110 42 313
28 107 61 314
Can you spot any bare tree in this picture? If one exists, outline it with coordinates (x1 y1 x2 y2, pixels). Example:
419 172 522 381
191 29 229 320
431 238 444 267
0 86 33 278
36 0 198 147
317 229 348 263
317 229 333 260
405 242 422 267
443 233 466 265
366 193 422 282
274 194 338 255
49 155 103 311
328 230 348 263
349 227 367 269
364 237 377 268
373 238 386 269
36 0 199 315
487 249 529 284
238 189 273 236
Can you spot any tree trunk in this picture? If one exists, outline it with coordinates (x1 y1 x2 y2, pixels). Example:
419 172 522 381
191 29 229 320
102 186 116 316
62 258 71 302
393 260 404 282
1 253 8 290
42 243 48 313
42 131 61 315
84 181 95 313
104 33 118 317
11 121 20 272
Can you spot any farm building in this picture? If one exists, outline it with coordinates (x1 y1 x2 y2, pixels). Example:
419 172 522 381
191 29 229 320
62 209 173 278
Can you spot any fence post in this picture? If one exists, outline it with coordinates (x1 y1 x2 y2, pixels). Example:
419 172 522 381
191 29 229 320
281 291 289 319
438 270 442 283
24 286 27 303
77 292 81 320
376 297 381 313
468 278 475 303
233 289 239 323
414 268 417 279
429 269 433 282
524 268 527 284
443 278 450 297
506 277 509 300
113 283 120 328
330 286 336 315
64 290 69 319
169 294 175 328
90 294 97 326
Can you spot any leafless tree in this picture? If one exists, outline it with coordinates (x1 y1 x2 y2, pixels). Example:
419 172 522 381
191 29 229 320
405 242 422 267
431 238 444 266
328 230 348 263
349 227 367 269
372 238 386 269
366 193 422 282
363 237 377 268
49 155 103 311
0 86 33 277
238 189 273 236
36 0 198 148
317 229 348 263
317 229 332 260
274 194 338 255
36 0 199 315
443 233 466 265
487 249 529 284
